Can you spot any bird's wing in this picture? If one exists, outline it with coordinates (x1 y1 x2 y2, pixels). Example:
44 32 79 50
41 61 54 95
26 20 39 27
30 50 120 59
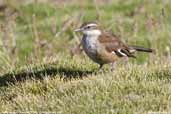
98 33 136 58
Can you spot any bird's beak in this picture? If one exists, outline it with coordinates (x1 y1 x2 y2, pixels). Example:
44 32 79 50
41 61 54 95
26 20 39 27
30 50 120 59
74 28 83 32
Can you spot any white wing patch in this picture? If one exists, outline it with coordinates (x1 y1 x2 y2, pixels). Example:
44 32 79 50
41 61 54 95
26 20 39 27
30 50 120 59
117 49 127 56
129 49 136 53
112 51 116 55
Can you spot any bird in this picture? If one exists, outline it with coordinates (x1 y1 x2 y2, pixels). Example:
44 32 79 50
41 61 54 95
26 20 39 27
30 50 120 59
74 22 154 70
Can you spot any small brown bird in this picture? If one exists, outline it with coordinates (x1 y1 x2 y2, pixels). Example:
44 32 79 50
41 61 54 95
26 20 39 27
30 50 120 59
74 22 154 70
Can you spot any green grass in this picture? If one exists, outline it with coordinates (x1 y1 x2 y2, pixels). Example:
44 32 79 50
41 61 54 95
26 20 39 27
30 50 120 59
0 0 171 113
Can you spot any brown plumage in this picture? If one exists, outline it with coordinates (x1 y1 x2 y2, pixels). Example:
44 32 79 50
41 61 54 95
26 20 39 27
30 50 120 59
75 22 154 70
98 33 136 58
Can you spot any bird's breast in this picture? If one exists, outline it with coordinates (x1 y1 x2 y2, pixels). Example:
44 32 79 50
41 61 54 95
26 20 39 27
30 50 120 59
82 35 100 60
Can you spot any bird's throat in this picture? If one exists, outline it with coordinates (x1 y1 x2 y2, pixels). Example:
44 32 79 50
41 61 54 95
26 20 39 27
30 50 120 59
83 29 101 37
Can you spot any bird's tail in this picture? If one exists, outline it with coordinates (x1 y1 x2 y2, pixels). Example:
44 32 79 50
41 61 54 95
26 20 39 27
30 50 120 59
129 45 154 53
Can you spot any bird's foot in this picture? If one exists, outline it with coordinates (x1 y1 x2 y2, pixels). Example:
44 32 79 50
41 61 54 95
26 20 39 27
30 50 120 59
110 62 116 71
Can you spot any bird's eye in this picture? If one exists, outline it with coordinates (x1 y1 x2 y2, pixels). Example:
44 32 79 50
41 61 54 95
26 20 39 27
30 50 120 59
87 26 90 29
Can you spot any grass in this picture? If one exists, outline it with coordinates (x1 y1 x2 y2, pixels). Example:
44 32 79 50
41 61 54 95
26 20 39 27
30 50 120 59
0 56 171 113
0 0 171 113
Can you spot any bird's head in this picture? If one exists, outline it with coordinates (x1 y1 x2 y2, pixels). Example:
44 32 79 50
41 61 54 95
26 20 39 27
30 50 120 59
74 22 101 36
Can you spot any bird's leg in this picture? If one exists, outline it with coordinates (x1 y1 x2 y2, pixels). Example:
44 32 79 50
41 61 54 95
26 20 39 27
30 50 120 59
123 56 129 62
110 62 116 71
94 64 103 74
99 64 103 70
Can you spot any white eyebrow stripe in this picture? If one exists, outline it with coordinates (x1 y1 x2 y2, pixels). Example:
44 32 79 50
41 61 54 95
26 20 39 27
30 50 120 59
86 23 98 27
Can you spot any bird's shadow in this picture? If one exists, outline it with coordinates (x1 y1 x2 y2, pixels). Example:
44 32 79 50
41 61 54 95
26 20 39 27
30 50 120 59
0 63 94 87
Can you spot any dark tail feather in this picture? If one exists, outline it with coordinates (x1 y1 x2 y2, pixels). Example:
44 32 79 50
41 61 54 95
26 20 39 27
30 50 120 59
129 46 154 53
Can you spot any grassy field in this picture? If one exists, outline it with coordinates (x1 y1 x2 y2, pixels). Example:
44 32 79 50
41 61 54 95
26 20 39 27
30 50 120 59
0 0 171 113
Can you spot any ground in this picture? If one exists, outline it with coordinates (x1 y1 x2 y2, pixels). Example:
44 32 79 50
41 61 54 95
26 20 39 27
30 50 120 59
0 0 171 113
